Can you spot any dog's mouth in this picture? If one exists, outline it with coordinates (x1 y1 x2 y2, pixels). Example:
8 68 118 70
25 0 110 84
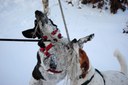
47 68 62 74
45 56 63 74
47 63 62 74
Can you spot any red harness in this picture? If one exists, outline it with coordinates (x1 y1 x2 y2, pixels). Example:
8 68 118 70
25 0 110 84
40 43 53 57
40 43 63 74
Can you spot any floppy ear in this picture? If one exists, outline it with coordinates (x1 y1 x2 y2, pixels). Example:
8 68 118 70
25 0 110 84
22 28 36 38
79 48 89 70
79 48 89 78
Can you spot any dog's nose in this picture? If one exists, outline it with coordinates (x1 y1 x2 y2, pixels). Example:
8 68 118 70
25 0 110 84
49 57 57 69
50 62 57 69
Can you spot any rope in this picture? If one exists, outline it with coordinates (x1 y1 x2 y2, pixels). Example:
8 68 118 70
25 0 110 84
58 0 70 42
0 38 50 42
0 38 39 42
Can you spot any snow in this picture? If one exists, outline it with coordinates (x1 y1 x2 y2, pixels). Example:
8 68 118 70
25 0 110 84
0 0 128 85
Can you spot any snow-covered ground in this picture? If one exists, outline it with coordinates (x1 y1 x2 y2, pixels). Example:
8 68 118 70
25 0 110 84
0 0 128 85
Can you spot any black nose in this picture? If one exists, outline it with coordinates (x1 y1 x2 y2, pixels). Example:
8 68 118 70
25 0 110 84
49 57 57 69
35 10 44 16
50 63 57 69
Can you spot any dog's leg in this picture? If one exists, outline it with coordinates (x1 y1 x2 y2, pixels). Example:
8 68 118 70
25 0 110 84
114 49 128 76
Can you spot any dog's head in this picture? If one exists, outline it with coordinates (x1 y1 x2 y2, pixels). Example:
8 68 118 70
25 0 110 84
66 34 94 79
35 10 48 26
22 10 49 38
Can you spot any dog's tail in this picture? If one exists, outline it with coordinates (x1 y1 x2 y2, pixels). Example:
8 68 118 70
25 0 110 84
114 49 128 76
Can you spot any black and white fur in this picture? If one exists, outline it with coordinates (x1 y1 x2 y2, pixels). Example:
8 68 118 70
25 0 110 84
22 10 68 85
29 34 95 85
67 36 128 85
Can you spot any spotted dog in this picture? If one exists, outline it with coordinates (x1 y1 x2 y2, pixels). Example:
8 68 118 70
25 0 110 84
66 34 128 85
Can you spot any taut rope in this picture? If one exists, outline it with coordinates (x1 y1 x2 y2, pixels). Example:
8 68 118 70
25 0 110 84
58 0 70 42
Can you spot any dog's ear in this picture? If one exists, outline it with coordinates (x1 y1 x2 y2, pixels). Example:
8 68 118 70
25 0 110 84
22 28 36 38
79 48 89 78
78 33 94 46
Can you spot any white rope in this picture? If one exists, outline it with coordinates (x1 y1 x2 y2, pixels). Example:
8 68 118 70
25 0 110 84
58 0 70 42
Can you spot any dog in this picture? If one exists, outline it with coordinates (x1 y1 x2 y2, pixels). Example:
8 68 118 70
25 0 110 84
29 33 95 85
29 42 68 85
22 10 68 85
22 10 71 85
66 35 128 85
22 10 58 39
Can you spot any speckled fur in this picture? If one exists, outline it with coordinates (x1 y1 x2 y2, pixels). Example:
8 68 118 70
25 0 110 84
71 39 128 85
71 41 128 85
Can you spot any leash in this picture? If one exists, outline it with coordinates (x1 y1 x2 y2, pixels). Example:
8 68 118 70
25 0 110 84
58 0 70 42
81 69 105 85
81 74 94 85
0 38 39 42
95 69 105 85
0 38 50 42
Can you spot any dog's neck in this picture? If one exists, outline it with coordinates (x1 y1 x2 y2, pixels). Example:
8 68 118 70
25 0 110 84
78 49 95 84
78 64 95 84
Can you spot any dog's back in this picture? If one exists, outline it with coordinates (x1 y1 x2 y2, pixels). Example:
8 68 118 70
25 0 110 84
86 49 128 85
101 71 128 85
